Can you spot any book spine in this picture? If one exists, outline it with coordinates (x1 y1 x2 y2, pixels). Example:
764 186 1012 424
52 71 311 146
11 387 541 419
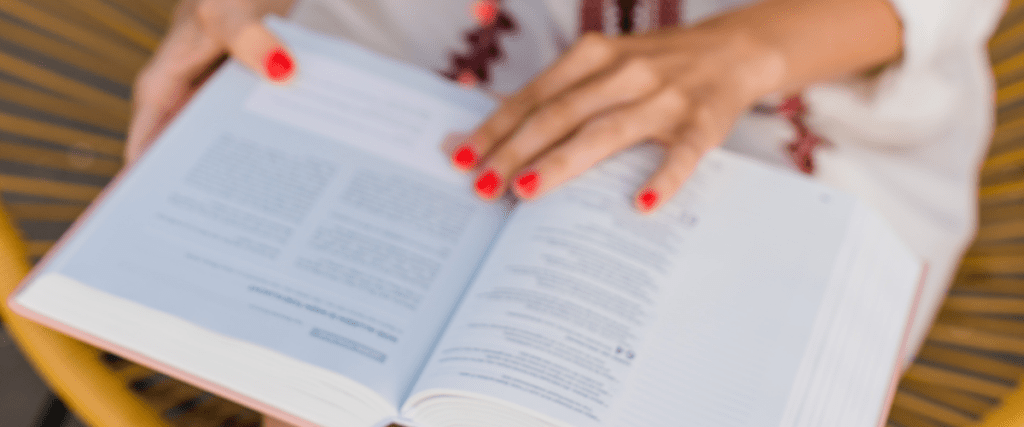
373 416 421 427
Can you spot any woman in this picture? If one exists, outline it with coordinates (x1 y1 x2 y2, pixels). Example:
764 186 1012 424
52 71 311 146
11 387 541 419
125 0 1005 424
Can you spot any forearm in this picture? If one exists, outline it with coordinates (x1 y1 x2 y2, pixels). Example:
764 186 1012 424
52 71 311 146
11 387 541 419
703 0 904 96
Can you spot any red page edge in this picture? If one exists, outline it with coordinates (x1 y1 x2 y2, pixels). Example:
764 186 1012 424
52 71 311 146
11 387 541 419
875 262 929 427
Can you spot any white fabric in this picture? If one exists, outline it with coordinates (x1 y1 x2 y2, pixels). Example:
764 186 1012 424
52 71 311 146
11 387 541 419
287 0 1007 364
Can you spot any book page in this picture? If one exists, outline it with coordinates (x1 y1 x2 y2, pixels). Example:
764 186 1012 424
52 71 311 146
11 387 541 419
29 20 507 407
776 208 922 427
600 172 859 427
405 145 732 426
405 147 898 427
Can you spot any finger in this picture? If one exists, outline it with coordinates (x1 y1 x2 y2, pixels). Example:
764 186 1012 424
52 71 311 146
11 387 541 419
635 103 733 213
125 92 195 163
478 57 665 187
442 131 475 169
634 142 705 213
450 33 620 169
198 2 296 83
508 88 689 200
126 19 222 162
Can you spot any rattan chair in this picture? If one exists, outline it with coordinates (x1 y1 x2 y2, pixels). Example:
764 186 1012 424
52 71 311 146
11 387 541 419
1 1 1023 426
0 0 260 425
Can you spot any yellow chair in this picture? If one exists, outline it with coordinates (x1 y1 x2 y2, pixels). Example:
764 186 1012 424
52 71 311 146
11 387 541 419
881 1 1024 426
0 0 260 425
1 0 1024 426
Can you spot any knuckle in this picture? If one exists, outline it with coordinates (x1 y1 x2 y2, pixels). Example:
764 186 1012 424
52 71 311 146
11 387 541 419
663 160 692 186
502 145 532 166
656 87 689 113
575 32 616 63
691 104 715 128
620 57 660 89
518 99 578 142
504 86 544 120
482 117 518 146
195 0 237 26
489 140 531 167
543 150 574 173
725 31 756 53
195 0 221 24
670 143 703 169
689 104 726 148
541 98 579 124
589 113 630 141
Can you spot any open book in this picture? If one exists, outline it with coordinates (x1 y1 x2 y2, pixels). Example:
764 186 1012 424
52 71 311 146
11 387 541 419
9 17 924 427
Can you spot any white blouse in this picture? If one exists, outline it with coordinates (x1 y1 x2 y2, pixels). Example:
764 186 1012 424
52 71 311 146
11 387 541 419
286 0 1007 363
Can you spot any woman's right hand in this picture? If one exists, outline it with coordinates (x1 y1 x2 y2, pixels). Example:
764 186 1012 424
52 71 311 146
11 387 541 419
125 0 297 164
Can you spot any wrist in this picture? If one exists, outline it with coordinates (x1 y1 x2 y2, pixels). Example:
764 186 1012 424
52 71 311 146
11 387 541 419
730 28 788 102
695 0 903 96
688 21 789 104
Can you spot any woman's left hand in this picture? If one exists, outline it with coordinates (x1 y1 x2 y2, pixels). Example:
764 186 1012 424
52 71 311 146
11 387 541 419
449 26 785 212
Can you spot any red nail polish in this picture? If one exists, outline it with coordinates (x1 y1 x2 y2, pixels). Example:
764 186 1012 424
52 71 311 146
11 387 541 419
265 48 294 82
475 169 501 198
452 144 478 169
637 188 659 211
515 171 539 198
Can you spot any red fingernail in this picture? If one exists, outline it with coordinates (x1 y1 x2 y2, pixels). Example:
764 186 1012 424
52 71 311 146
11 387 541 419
265 48 294 82
637 188 659 212
515 170 540 198
475 169 502 198
452 144 478 169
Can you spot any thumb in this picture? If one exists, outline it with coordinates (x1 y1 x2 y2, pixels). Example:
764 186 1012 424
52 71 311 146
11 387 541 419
199 5 296 83
228 21 297 83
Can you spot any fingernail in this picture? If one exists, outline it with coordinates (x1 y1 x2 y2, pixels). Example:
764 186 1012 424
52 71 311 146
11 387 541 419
475 169 502 198
515 170 540 198
637 188 659 212
265 48 294 82
452 144 478 169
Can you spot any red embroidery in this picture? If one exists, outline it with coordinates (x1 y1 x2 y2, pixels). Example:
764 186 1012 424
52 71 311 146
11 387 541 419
582 0 682 34
445 1 682 88
441 1 517 87
580 0 604 33
777 96 827 174
441 3 823 176
658 0 681 28
777 96 805 121
617 0 639 33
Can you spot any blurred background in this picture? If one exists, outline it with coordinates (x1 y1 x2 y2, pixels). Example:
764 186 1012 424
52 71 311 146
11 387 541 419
1 324 84 426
